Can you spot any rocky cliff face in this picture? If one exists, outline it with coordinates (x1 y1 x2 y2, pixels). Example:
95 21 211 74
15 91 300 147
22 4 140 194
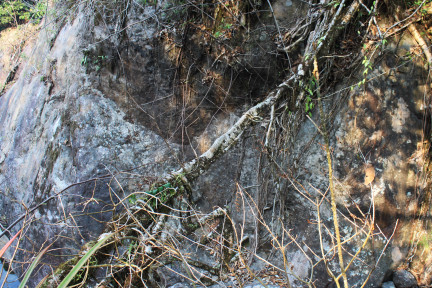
0 1 183 281
0 0 431 287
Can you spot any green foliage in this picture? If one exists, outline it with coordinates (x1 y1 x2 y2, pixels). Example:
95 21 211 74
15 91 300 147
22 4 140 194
147 182 176 206
138 0 158 6
418 229 432 250
127 182 178 209
81 52 107 72
304 79 316 117
69 255 98 284
350 55 373 91
353 55 373 88
0 1 26 26
213 30 222 38
328 1 340 8
317 35 326 46
81 55 88 66
160 0 188 22
58 233 113 288
0 0 46 31
147 182 172 196
404 0 432 15
361 55 372 75
32 1 46 21
213 18 234 39
128 193 137 204
127 241 138 257
405 0 432 8
19 244 52 288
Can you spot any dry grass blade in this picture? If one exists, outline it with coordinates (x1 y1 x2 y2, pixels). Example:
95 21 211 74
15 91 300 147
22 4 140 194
0 229 22 259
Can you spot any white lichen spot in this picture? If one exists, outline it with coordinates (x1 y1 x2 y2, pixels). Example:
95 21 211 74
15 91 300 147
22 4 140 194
34 210 41 219
342 225 353 240
409 142 428 166
52 176 68 191
287 250 311 281
391 246 403 263
408 200 417 213
298 64 304 76
145 245 153 254
154 151 165 162
50 117 62 141
369 130 384 142
371 178 386 201
391 98 410 133
46 210 54 222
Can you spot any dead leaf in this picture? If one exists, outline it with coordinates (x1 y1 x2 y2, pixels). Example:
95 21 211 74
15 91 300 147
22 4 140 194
364 164 375 185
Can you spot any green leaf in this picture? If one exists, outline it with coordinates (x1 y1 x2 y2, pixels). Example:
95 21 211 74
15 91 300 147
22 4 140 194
146 183 172 195
127 241 137 256
19 244 52 288
128 194 137 204
58 233 114 288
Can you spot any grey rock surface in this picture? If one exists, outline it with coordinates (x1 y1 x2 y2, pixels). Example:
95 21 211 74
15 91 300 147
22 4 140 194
0 1 431 288
382 281 396 288
243 283 281 288
169 284 192 288
393 270 418 288
0 3 181 284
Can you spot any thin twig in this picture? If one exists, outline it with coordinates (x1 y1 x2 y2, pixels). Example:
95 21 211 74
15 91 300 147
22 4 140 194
0 175 114 239
314 56 348 288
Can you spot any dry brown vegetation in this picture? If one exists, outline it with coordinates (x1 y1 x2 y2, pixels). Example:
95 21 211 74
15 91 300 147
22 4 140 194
1 0 432 287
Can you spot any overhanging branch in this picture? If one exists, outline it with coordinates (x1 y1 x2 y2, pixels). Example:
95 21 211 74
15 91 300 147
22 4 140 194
172 75 296 183
168 1 361 185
